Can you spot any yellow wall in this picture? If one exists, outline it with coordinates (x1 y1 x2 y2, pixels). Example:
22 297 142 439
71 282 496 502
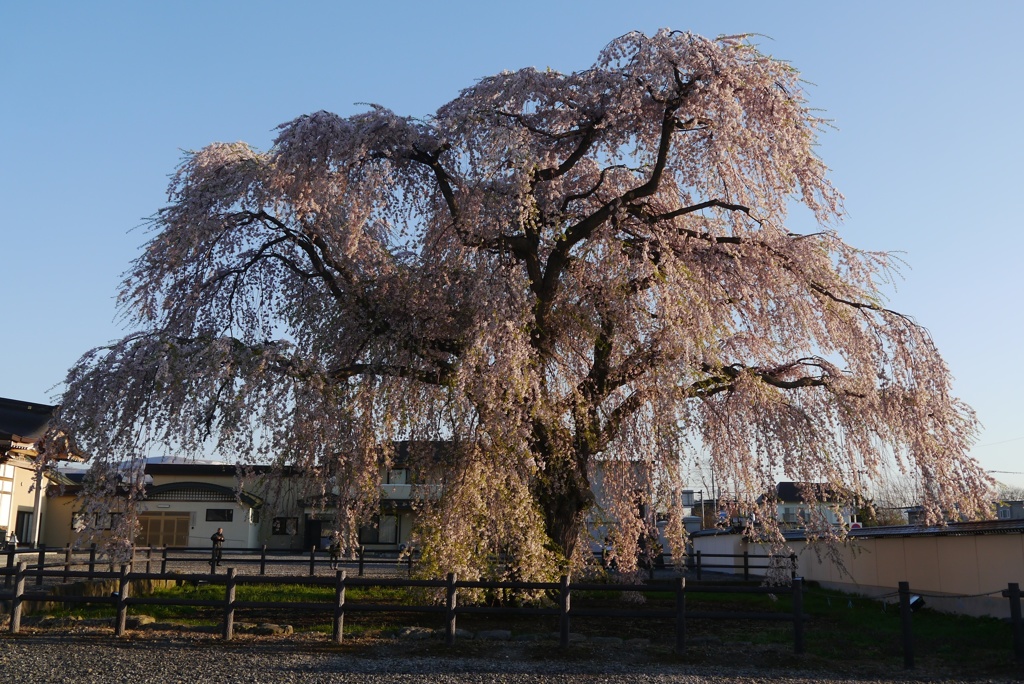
694 531 1024 618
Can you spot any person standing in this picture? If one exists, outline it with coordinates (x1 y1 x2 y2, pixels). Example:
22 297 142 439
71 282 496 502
329 532 341 570
211 527 225 569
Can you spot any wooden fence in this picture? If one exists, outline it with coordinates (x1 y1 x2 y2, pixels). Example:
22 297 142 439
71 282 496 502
677 550 798 581
1 544 417 586
3 545 798 585
0 559 807 654
1 553 1021 667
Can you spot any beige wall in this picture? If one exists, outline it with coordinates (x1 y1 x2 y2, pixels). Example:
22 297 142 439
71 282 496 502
40 468 428 552
42 493 78 547
4 461 43 542
693 531 1024 618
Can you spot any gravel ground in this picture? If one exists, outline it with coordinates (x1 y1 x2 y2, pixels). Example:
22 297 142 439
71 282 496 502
0 631 1013 684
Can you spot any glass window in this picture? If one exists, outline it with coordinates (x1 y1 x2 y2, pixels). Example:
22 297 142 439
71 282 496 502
358 515 399 544
272 517 297 535
206 509 234 522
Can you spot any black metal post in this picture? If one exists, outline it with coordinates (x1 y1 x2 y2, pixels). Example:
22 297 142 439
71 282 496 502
309 546 317 576
358 546 365 577
743 550 749 581
675 576 686 654
1005 582 1023 664
88 543 96 580
445 572 457 645
696 550 702 580
559 574 571 649
260 544 267 576
790 553 797 581
35 546 45 586
899 581 914 669
792 577 804 654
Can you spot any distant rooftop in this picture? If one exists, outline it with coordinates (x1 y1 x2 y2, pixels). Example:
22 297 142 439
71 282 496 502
0 396 55 442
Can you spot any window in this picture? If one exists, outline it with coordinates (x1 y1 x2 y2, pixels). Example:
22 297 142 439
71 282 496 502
359 515 399 544
272 517 297 535
72 511 121 531
386 469 408 485
205 509 234 522
998 507 1011 519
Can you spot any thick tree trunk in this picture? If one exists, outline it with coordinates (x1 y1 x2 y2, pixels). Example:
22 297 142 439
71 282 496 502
532 456 594 561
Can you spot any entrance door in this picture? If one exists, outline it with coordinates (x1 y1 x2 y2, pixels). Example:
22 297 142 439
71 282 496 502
304 517 322 551
138 513 191 547
14 510 33 545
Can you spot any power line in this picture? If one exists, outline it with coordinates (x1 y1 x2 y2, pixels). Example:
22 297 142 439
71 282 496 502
974 435 1024 448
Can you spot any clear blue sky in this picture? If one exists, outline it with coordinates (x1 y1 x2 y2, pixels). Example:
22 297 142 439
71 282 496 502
3 2 1022 486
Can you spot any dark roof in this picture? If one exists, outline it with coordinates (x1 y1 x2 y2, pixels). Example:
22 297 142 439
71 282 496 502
779 518 1024 541
146 463 253 476
0 397 54 441
773 481 852 504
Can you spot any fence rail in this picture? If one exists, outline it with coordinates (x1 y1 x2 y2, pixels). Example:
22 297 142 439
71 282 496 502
1 553 1021 667
3 545 799 586
0 560 806 653
2 544 420 586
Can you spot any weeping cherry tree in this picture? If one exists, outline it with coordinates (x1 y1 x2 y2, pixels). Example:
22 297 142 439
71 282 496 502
53 30 992 579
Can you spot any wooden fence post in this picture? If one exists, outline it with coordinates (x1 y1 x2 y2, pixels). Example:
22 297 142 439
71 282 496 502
792 577 804 654
743 550 749 581
223 568 236 641
146 547 153 574
309 546 317 576
675 576 686 654
445 572 457 645
4 548 13 588
333 570 346 644
161 547 168 574
899 581 914 669
696 550 702 580
789 553 797 581
114 563 130 637
1005 582 1023 664
88 543 96 580
358 546 365 577
63 544 72 583
9 562 26 633
260 545 267 576
559 574 571 649
35 546 46 586
408 552 413 578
